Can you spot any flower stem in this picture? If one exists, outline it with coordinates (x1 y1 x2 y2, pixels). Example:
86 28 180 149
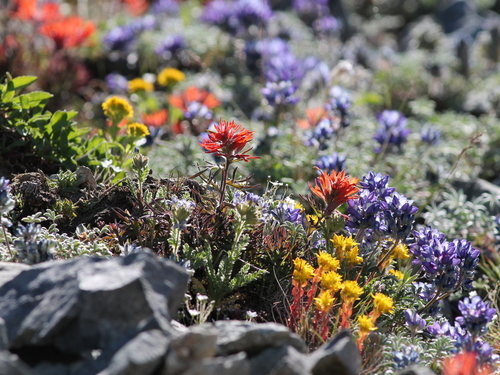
218 157 231 207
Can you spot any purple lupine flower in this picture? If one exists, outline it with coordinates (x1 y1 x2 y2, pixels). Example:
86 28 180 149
393 346 420 370
449 322 499 366
373 110 411 154
452 239 480 289
420 125 440 145
404 309 427 334
270 201 303 225
151 0 180 14
346 190 383 234
304 117 336 150
455 296 496 337
129 15 156 33
315 153 347 173
292 0 329 24
383 192 418 240
232 191 263 207
105 73 129 92
202 0 272 35
313 16 340 36
201 0 238 33
264 52 304 84
325 86 352 128
359 172 396 199
102 25 136 51
410 226 479 296
346 172 394 235
261 80 299 107
185 102 213 120
427 320 458 337
155 35 186 59
234 0 273 29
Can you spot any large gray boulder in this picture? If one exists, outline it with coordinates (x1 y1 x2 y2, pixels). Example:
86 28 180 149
0 252 189 374
308 330 361 375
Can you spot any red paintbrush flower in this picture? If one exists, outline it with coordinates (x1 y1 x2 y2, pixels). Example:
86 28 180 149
39 16 96 49
12 0 62 23
309 168 359 215
199 120 260 162
141 109 168 128
442 352 492 375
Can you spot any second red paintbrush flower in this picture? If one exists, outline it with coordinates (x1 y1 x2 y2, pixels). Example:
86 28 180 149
309 168 360 215
200 120 260 162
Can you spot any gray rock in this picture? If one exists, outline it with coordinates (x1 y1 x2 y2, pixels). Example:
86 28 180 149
308 330 361 375
0 351 37 375
164 324 218 375
0 318 8 350
250 345 309 375
0 252 189 373
97 329 170 375
0 262 30 288
213 321 307 356
181 352 250 375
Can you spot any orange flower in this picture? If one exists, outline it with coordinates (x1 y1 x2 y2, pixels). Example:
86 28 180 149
39 16 96 49
122 0 148 16
12 0 61 22
169 86 220 113
309 168 359 215
141 109 168 128
297 107 327 129
442 352 492 375
199 120 260 162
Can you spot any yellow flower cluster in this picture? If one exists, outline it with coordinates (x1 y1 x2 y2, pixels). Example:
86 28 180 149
317 251 340 272
388 269 404 280
340 280 364 303
372 293 394 314
314 290 335 312
331 234 363 265
102 96 134 120
320 271 343 293
358 314 377 334
127 122 150 138
157 67 185 86
392 243 410 260
292 258 315 285
128 78 154 93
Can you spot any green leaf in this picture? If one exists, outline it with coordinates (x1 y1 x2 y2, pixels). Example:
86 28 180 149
6 76 37 92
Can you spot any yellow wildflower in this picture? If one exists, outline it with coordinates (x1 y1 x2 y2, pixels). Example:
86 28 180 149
127 122 150 138
372 293 394 314
157 67 185 86
102 96 134 120
320 271 343 293
346 246 363 265
340 280 363 303
388 269 404 280
292 258 315 285
314 290 335 312
294 201 305 212
331 234 359 262
307 214 322 226
316 251 340 272
392 243 410 260
358 314 378 334
128 78 154 93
